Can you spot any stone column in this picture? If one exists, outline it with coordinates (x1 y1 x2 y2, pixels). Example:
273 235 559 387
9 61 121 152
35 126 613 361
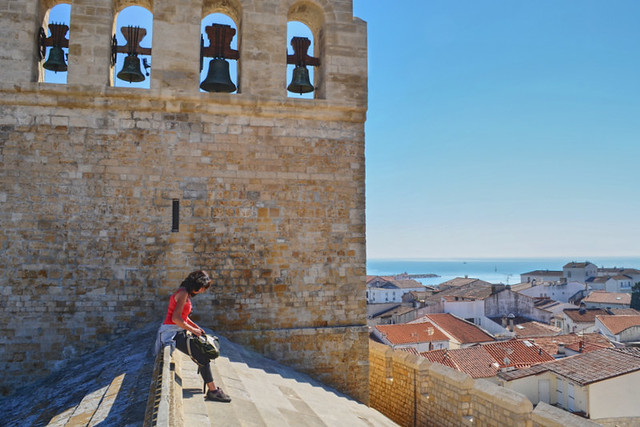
151 0 201 93
240 1 288 97
0 0 40 84
67 0 115 87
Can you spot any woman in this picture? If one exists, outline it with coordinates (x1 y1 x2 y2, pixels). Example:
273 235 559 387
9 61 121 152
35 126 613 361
155 270 231 402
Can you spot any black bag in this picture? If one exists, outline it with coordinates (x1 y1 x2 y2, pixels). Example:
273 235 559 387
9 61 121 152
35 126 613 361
187 332 220 361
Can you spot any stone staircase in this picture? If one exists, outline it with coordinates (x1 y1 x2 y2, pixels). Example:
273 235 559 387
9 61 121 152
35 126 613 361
0 326 396 427
175 334 397 426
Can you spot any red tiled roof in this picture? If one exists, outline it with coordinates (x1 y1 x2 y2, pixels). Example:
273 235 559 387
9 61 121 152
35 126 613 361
521 270 563 277
374 322 449 345
564 341 609 353
512 321 561 338
546 348 640 385
564 262 595 268
597 315 640 335
564 308 609 322
420 347 499 379
526 333 614 356
481 339 555 368
417 313 494 344
583 291 631 305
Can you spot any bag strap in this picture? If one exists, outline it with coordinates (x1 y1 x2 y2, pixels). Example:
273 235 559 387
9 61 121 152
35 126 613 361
186 332 209 393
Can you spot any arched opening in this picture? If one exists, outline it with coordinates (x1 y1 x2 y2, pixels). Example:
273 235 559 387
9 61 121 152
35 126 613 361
286 21 315 99
111 5 153 89
40 3 71 84
286 1 325 99
200 13 238 93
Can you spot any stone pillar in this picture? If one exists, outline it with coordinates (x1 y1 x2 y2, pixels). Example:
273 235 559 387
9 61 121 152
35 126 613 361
0 0 40 84
240 1 288 97
151 0 201 93
67 0 115 87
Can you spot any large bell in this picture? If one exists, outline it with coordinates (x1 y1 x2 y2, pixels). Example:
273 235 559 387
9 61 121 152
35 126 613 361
287 66 314 94
200 58 236 93
117 55 146 83
43 46 67 73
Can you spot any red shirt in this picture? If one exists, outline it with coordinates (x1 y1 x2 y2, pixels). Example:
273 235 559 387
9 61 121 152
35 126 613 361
163 290 192 325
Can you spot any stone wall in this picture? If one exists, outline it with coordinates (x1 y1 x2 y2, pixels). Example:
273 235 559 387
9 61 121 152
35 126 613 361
0 0 368 401
369 341 602 426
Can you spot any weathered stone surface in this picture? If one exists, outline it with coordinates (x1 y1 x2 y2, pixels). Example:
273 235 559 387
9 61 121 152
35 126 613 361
0 0 368 402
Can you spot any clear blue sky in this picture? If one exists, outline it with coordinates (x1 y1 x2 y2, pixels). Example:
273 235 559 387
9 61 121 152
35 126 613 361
354 0 640 260
47 2 640 260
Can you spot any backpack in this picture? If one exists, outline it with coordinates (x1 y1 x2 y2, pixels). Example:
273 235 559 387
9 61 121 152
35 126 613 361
187 332 220 361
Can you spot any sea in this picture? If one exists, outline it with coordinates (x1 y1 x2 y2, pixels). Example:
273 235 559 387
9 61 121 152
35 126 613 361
367 257 640 287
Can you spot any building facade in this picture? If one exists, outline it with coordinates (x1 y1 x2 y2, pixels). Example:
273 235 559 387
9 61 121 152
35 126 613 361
0 0 368 400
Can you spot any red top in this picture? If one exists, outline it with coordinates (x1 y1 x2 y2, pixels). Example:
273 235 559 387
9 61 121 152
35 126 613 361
163 290 192 325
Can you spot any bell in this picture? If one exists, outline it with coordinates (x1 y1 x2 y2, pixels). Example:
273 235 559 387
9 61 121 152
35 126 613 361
43 46 67 73
287 66 314 94
200 58 236 93
117 55 146 83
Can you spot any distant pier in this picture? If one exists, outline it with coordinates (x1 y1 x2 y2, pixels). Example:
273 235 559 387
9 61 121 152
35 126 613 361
394 272 439 279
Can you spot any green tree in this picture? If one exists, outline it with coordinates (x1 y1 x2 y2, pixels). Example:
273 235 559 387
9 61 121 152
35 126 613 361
631 282 640 311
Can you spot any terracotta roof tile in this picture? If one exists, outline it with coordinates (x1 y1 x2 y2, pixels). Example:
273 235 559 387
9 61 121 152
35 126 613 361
521 270 563 276
512 321 561 338
597 315 640 335
583 291 631 305
545 348 640 385
416 313 494 344
563 308 609 322
481 339 555 368
526 333 614 356
420 347 499 378
374 322 449 345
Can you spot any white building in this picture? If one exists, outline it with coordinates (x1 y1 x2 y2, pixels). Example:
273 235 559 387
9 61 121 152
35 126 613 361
516 281 585 303
563 261 597 284
366 276 427 304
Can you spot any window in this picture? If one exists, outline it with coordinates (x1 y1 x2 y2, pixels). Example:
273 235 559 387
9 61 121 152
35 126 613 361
556 377 564 407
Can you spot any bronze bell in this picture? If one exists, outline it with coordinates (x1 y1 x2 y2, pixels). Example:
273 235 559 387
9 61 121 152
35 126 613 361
43 46 67 73
117 55 146 83
287 65 314 94
200 58 236 93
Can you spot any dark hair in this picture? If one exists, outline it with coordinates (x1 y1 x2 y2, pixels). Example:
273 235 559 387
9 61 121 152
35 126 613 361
181 270 212 296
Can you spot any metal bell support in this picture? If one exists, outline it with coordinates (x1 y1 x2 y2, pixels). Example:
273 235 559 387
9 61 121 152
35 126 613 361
200 58 236 93
200 24 239 93
117 55 146 83
287 65 314 94
43 46 67 73
286 37 320 95
112 26 151 84
39 23 69 73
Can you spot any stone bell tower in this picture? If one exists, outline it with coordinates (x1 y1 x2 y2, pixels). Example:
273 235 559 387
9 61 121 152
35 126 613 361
0 0 368 401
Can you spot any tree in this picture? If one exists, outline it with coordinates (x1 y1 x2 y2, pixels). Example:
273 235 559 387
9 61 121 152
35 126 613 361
631 282 640 311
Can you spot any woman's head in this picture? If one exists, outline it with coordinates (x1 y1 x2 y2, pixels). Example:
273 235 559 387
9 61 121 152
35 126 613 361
181 270 212 296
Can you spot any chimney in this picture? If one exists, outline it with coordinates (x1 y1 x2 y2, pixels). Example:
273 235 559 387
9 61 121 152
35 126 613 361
501 316 507 328
508 313 515 332
579 340 584 352
558 343 565 355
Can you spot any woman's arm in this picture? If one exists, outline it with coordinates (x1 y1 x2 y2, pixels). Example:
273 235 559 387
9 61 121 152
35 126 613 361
171 290 202 336
185 317 204 334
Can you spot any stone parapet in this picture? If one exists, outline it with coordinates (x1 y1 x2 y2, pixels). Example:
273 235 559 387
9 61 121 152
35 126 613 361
369 341 600 427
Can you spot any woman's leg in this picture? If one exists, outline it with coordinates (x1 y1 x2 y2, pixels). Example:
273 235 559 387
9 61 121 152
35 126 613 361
173 332 230 401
